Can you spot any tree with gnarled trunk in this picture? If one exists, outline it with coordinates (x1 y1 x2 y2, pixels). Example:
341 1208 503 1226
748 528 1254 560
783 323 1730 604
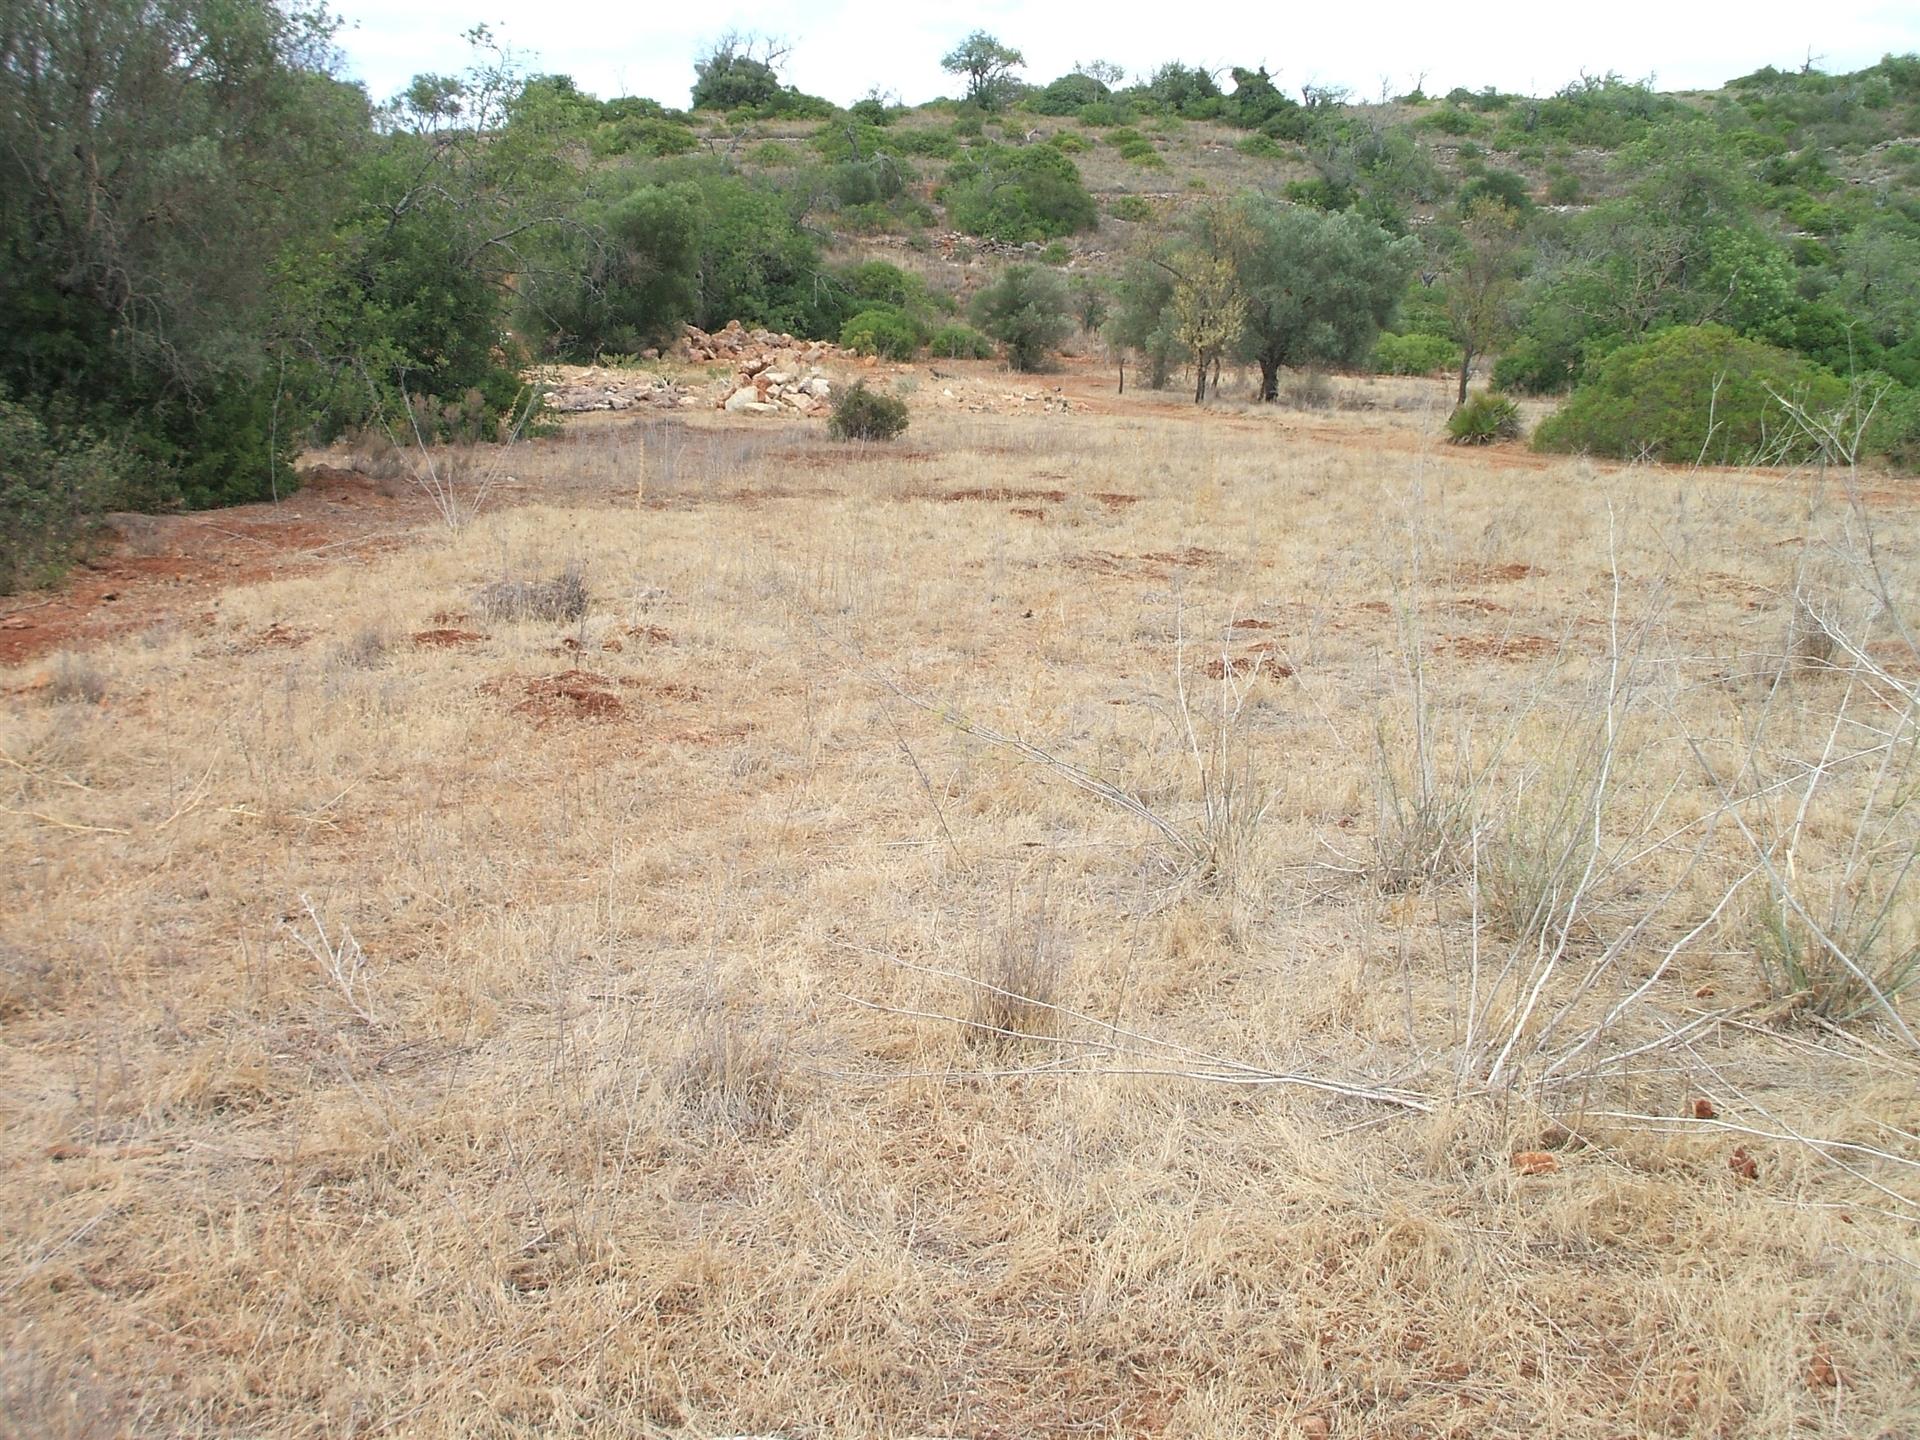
941 32 1025 110
1229 200 1416 402
1445 199 1525 403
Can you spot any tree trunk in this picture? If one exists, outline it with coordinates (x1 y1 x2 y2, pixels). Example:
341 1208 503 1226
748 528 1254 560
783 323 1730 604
1194 361 1207 405
1259 358 1280 402
1210 355 1221 398
1117 356 1125 394
1456 346 1474 405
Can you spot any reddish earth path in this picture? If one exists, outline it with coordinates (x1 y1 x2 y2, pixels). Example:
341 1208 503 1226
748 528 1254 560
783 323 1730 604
0 466 417 669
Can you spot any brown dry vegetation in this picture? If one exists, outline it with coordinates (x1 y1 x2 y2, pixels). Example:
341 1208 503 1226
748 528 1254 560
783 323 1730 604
3 382 1918 1438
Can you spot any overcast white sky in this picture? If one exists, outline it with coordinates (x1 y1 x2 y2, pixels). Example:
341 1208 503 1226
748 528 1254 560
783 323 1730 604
323 0 1920 109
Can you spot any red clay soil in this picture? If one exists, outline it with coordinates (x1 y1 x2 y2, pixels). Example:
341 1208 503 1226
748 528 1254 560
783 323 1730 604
413 629 488 648
0 465 410 667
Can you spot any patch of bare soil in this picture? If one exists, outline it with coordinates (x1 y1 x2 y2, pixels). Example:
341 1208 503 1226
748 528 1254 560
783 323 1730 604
1447 633 1557 660
412 629 487 648
1067 546 1223 580
1203 648 1296 680
492 669 627 725
944 486 1069 504
1453 562 1542 584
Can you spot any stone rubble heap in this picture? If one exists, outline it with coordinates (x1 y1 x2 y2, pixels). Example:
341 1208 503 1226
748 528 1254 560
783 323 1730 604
540 368 698 415
672 320 843 368
719 355 834 417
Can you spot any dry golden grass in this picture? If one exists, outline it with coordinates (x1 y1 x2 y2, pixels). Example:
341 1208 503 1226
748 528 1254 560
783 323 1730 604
3 388 1918 1438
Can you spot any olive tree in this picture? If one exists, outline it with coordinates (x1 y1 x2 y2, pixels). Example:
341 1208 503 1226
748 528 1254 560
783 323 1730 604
941 32 1025 110
1229 199 1417 401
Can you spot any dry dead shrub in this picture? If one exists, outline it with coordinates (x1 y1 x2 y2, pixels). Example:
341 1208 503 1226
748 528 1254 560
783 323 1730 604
967 899 1068 1051
42 652 107 705
666 1012 796 1137
0 944 59 1020
475 565 589 624
330 624 389 671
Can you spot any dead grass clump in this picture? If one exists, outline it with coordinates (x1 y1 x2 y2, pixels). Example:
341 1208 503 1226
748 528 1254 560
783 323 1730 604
966 900 1068 1051
666 1013 797 1137
0 944 59 1020
330 624 389 670
1786 592 1839 671
43 652 107 705
1280 370 1334 410
475 566 589 624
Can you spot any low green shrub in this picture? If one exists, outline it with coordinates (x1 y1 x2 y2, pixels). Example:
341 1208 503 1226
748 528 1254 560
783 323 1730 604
827 382 910 441
1109 194 1154 222
1533 325 1848 465
839 307 922 359
1447 390 1523 444
1373 331 1461 375
928 324 995 359
0 394 132 592
1492 336 1576 395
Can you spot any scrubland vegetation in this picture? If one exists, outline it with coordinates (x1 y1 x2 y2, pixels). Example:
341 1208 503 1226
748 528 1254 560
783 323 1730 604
4 6 1920 584
3 7 1920 1436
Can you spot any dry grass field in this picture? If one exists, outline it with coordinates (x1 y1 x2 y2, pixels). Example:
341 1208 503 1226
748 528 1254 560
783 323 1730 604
3 373 1918 1438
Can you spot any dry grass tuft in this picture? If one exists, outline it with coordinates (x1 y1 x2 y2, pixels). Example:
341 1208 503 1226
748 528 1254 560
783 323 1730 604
41 652 107 705
475 564 590 623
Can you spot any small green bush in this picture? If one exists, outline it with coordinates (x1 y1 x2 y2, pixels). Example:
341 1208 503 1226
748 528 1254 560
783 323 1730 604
839 307 922 360
928 324 995 359
1049 131 1088 154
1533 325 1848 465
1492 337 1576 395
1863 377 1920 471
1447 390 1523 444
1421 106 1483 135
1372 332 1462 376
1109 194 1154 222
0 394 130 592
1237 133 1287 159
827 382 910 441
970 264 1073 372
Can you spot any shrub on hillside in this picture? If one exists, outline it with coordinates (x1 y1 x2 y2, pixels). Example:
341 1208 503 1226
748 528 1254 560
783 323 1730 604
1532 325 1848 465
970 265 1073 372
1862 376 1920 471
827 382 910 441
1447 390 1523 444
929 324 995 359
1492 336 1576 394
0 394 130 593
939 145 1097 242
1373 332 1462 376
839 308 923 359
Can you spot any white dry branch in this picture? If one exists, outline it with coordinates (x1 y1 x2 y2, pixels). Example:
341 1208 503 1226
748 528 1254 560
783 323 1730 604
284 895 379 1026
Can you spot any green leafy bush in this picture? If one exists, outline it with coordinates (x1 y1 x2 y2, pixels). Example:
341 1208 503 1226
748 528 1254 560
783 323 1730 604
939 145 1097 242
1863 377 1920 471
1031 73 1112 116
1049 131 1088 154
928 324 995 359
1447 390 1523 444
1237 133 1287 159
1533 325 1849 465
970 264 1073 371
827 382 909 441
1109 195 1154 222
0 394 131 592
1492 336 1576 394
1421 107 1483 135
839 308 923 359
1372 332 1461 375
